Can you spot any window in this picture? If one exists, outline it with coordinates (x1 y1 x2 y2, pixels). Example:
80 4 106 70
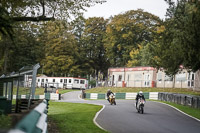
157 73 162 81
64 79 67 83
53 79 55 82
74 79 79 84
46 79 48 82
38 79 40 82
176 73 186 81
42 79 44 82
69 79 71 83
134 74 142 81
127 74 131 81
80 80 85 84
60 79 63 83
164 75 173 81
118 75 122 81
3 83 7 97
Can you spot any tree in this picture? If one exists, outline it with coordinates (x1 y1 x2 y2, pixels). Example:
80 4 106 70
82 17 109 78
164 0 200 72
0 22 43 74
0 0 105 22
0 0 106 74
104 9 161 67
71 16 92 77
40 21 79 76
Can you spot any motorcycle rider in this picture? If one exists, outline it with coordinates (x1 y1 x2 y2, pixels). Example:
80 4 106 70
135 91 145 109
107 89 114 103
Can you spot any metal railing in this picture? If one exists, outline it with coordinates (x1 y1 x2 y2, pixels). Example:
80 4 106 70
158 92 200 109
9 99 49 133
97 80 200 90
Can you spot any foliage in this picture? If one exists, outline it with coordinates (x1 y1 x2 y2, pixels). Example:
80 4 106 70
160 0 200 72
0 22 42 74
0 0 106 75
0 115 11 129
89 80 96 88
48 101 107 133
0 0 105 21
82 17 109 77
41 21 79 76
71 16 93 77
105 9 161 67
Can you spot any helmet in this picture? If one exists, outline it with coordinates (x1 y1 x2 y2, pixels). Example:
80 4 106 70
139 91 143 96
108 89 111 92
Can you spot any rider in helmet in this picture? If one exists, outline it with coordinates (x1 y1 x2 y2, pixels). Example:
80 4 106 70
136 91 145 109
107 89 114 103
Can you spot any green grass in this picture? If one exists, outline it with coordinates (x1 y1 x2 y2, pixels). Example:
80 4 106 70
156 101 200 120
0 115 11 129
12 87 45 95
57 89 78 94
86 87 200 96
48 101 107 133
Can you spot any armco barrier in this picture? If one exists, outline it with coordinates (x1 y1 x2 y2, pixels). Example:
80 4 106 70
10 93 59 100
84 92 158 100
158 92 200 109
9 99 49 133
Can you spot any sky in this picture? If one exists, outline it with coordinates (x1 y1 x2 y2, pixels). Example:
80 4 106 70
84 0 169 20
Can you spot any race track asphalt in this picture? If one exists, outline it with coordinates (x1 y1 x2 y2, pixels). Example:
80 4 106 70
60 91 200 133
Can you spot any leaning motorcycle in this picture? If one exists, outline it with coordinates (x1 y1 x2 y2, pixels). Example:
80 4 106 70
109 94 116 105
136 98 145 114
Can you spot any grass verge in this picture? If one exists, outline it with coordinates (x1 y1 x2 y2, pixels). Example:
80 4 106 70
48 101 107 133
86 87 200 96
57 89 78 94
0 115 11 129
155 100 200 120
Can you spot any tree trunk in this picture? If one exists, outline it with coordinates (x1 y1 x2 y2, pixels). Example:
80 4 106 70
172 75 175 88
3 47 8 74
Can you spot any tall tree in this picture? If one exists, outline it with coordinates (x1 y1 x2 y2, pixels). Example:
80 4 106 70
163 0 200 72
82 17 109 78
41 21 78 76
71 16 92 77
104 9 161 67
0 0 106 74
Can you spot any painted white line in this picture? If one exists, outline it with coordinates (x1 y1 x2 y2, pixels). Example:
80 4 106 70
93 104 107 131
78 93 107 131
153 101 200 122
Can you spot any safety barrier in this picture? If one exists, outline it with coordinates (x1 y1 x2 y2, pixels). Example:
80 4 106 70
7 93 60 100
9 99 49 133
158 92 200 109
84 92 158 100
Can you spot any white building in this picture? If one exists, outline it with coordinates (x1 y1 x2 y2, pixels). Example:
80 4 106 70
108 66 200 91
36 75 88 89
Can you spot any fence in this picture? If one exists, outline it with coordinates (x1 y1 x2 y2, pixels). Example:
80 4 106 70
98 80 200 90
9 99 49 133
83 92 159 100
158 92 200 109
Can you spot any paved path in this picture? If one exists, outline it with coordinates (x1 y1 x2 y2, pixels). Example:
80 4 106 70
60 91 200 133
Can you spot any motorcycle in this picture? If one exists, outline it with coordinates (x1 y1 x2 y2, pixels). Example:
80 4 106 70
109 94 116 105
136 98 145 114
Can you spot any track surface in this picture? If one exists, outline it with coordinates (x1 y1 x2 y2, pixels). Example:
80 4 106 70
60 91 200 133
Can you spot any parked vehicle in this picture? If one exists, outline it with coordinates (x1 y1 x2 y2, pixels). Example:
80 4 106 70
37 76 88 89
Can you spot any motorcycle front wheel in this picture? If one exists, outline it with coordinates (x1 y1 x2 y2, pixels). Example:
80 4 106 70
141 106 144 114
